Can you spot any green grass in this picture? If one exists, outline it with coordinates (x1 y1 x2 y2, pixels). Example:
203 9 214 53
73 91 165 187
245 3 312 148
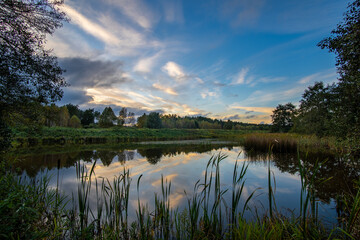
1 153 359 239
11 126 266 148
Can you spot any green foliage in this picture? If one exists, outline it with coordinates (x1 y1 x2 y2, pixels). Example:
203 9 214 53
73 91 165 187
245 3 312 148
58 106 70 127
64 105 96 126
43 104 70 127
128 112 136 125
65 104 83 120
271 103 296 133
317 0 360 153
0 0 67 150
146 112 162 129
69 115 82 128
223 120 233 130
0 0 67 108
282 1 360 156
0 116 12 152
118 107 127 126
0 170 67 239
138 113 270 131
11 127 266 148
136 113 148 128
99 107 117 128
81 108 95 126
6 101 45 135
292 82 336 137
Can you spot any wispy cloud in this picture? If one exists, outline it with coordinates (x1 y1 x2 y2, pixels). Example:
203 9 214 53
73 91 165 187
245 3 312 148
46 27 95 58
220 0 266 27
258 77 286 83
228 105 274 114
221 112 271 124
195 77 204 84
152 83 178 96
61 4 119 46
133 52 162 73
231 67 251 85
105 0 156 30
85 87 205 116
162 0 184 24
298 69 337 84
60 3 161 57
230 68 283 86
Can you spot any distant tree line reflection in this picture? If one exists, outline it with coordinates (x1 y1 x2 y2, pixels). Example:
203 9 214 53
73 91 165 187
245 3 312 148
11 144 359 204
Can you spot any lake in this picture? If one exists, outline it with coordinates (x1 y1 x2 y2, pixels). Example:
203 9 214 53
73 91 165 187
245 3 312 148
11 140 358 227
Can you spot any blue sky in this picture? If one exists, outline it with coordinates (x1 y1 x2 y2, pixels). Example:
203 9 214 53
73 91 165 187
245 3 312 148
47 0 349 124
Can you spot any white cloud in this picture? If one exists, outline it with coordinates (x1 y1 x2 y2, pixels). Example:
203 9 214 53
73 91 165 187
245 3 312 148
60 3 162 57
201 90 218 99
134 52 162 73
60 4 120 46
98 15 162 56
162 61 186 81
46 27 95 58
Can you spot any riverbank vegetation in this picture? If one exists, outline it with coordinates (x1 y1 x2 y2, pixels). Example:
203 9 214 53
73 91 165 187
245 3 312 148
11 127 266 148
242 133 342 155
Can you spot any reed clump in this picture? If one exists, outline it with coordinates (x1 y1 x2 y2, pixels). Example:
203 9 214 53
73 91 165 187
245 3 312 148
242 133 339 154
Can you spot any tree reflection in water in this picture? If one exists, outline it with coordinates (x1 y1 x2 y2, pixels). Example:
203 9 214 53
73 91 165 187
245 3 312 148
9 142 359 207
245 150 360 204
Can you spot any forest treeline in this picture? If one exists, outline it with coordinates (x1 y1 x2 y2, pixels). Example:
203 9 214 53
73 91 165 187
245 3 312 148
5 102 269 131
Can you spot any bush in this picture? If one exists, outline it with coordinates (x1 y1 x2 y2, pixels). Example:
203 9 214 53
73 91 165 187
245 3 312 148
69 115 82 128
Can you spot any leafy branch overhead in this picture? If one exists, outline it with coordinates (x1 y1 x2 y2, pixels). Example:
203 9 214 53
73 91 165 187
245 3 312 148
0 0 68 106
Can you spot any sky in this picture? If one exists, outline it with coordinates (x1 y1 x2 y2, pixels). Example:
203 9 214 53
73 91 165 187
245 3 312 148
47 0 350 124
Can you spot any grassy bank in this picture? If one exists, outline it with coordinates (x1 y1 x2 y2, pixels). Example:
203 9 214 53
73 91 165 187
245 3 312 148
1 154 359 239
11 126 265 148
11 127 349 157
241 133 343 155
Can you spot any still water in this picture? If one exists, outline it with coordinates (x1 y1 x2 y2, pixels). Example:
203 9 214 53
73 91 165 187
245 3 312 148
12 140 358 226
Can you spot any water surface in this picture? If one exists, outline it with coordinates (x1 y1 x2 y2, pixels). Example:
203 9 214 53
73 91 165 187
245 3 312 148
12 140 358 225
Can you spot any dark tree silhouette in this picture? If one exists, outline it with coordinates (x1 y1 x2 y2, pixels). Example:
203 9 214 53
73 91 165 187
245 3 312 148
271 103 296 133
0 0 67 106
0 0 67 150
318 0 360 141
